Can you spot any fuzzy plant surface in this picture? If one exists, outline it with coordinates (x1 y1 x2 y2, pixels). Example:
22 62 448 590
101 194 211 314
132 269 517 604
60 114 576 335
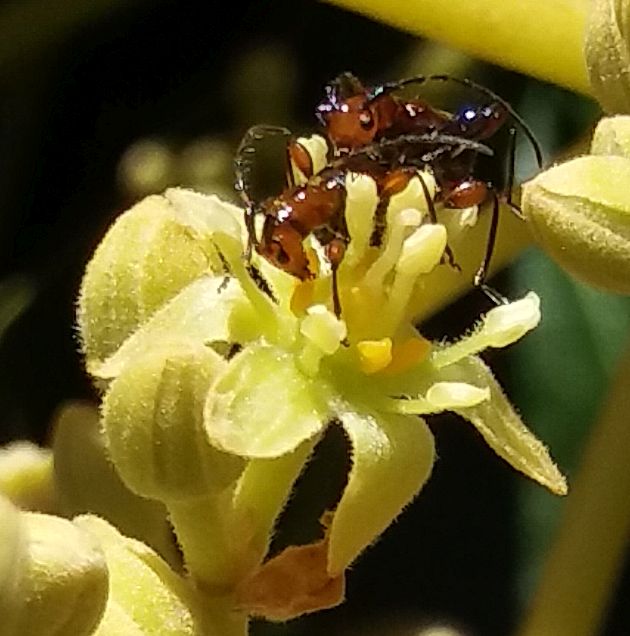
22 158 567 634
3 0 630 634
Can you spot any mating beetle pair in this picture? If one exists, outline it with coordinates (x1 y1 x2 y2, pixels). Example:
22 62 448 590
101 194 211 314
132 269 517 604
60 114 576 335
234 72 543 315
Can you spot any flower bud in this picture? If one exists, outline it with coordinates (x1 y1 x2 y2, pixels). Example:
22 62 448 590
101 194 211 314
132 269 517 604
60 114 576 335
0 496 22 635
52 402 178 567
522 155 630 294
102 342 243 502
0 442 56 512
591 115 630 157
74 515 202 635
0 511 108 636
585 0 630 113
78 193 213 367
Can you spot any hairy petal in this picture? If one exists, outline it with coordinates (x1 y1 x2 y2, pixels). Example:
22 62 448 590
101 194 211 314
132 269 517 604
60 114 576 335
450 356 568 495
328 409 435 575
205 344 331 458
93 276 247 379
103 342 242 501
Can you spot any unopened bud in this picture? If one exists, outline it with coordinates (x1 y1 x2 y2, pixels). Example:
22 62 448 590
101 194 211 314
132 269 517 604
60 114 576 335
523 155 630 294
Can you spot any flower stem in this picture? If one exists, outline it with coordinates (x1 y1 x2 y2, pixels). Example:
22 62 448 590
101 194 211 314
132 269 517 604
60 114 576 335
167 491 243 590
199 595 248 636
517 337 630 636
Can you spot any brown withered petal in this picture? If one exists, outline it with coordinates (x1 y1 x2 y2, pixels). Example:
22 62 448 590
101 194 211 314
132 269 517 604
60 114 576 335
235 538 345 622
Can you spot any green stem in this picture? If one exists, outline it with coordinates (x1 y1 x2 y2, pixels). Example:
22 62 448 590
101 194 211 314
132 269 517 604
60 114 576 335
168 491 244 591
517 337 630 636
198 595 248 636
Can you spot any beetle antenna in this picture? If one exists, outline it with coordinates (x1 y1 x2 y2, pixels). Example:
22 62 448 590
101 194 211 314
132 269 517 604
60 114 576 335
396 75 544 168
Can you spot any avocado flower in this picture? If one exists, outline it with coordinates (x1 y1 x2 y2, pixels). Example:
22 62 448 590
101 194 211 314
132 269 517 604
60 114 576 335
77 159 566 624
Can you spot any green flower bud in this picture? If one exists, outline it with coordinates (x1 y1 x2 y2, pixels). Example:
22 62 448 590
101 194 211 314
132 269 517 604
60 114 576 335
585 0 630 113
1 511 108 636
78 193 215 368
591 115 630 157
75 516 205 636
0 497 22 635
102 342 243 502
52 402 179 567
522 155 630 294
0 442 56 512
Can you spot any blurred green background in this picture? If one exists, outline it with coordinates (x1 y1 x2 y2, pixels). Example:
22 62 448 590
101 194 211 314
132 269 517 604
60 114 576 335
0 1 628 634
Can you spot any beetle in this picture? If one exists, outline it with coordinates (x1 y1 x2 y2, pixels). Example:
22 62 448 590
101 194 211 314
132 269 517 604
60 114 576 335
234 125 493 316
314 72 544 296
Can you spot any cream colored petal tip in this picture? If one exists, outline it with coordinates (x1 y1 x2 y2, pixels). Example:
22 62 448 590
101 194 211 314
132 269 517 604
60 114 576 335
481 292 541 347
426 382 490 409
300 305 347 355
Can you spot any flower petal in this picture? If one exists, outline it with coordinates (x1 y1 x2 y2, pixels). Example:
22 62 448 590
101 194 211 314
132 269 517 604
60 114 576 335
10 511 109 636
52 402 178 567
230 438 318 575
164 188 245 243
523 155 630 294
0 496 23 634
451 356 568 495
205 344 331 458
92 276 247 379
328 409 435 575
0 442 55 512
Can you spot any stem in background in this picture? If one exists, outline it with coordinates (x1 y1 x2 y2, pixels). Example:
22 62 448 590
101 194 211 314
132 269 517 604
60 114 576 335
323 0 591 95
517 337 630 636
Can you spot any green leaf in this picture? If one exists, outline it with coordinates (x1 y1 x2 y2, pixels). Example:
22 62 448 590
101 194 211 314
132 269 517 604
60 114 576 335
512 250 630 597
328 410 435 575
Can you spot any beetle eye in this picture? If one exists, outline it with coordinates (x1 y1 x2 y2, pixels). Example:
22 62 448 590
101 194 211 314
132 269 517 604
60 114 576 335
458 105 477 122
